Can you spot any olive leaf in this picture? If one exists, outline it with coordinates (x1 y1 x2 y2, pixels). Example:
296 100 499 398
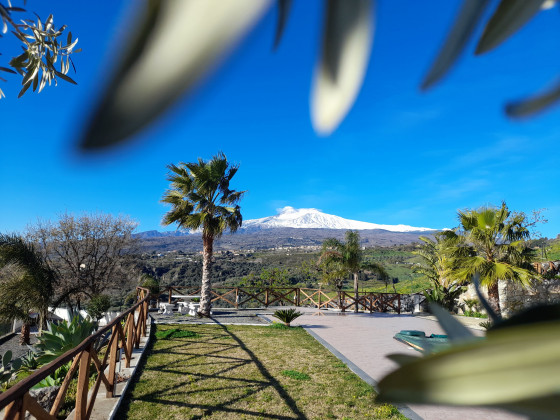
475 0 546 55
421 0 490 90
505 81 560 118
311 0 374 136
81 0 271 150
273 0 292 50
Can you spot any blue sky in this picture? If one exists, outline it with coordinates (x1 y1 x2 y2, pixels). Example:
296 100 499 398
1 1 559 238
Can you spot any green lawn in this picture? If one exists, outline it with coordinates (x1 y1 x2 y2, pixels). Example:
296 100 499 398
118 324 405 420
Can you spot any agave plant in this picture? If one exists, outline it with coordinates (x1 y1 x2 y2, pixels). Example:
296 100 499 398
18 350 39 373
272 308 303 327
35 315 96 366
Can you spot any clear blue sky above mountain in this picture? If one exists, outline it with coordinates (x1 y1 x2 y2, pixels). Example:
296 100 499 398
1 1 559 237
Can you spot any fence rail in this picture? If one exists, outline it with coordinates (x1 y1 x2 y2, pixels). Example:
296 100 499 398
0 287 150 420
164 286 401 314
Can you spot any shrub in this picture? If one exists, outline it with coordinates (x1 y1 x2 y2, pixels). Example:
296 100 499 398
463 310 487 318
86 294 111 321
32 362 70 389
462 298 479 312
272 309 303 326
423 282 465 313
141 275 160 296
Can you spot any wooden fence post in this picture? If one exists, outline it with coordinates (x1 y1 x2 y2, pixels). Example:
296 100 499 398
75 345 92 420
397 294 401 314
126 313 134 368
265 289 269 307
168 286 172 304
142 300 148 336
106 325 119 398
318 287 322 309
3 397 25 420
235 288 239 309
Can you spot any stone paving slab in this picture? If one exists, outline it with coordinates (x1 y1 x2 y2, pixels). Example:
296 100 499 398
261 308 527 420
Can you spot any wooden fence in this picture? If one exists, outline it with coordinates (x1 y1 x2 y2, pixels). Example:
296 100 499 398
0 287 150 420
164 286 401 314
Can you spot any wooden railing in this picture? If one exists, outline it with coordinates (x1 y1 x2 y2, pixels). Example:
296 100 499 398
0 287 150 420
164 286 401 314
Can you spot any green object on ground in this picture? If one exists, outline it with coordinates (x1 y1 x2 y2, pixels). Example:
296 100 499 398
155 328 200 340
394 330 451 353
282 369 311 380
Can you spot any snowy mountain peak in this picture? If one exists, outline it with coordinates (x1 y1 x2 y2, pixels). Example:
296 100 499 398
242 207 435 232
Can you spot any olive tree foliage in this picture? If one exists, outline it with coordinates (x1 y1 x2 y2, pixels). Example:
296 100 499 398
82 0 560 150
27 213 138 309
0 0 80 99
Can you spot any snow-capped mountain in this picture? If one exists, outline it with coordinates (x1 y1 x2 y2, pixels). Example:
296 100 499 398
242 207 435 232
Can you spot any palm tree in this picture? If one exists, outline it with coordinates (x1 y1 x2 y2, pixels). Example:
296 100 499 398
320 230 387 312
161 152 245 316
0 234 56 344
451 202 536 317
413 232 466 312
413 233 453 287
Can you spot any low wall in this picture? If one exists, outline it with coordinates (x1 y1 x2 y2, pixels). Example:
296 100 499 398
459 278 560 317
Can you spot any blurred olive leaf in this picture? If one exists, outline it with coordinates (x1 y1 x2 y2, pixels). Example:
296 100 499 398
475 0 547 55
506 81 560 118
311 0 374 136
80 0 559 150
421 0 490 90
81 0 271 150
378 320 560 419
273 0 292 50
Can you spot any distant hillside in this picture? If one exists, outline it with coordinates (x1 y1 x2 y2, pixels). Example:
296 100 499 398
136 227 434 253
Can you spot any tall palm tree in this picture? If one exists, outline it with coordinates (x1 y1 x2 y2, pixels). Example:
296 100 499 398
0 234 56 344
320 230 387 312
161 152 245 316
451 202 536 317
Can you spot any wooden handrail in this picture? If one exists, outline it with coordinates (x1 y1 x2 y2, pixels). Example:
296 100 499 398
0 287 151 419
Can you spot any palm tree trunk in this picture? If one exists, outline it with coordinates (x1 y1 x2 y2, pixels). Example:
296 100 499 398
20 323 30 345
199 234 214 317
487 282 501 318
353 272 359 313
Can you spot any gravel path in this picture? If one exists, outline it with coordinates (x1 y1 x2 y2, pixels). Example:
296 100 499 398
0 332 38 360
